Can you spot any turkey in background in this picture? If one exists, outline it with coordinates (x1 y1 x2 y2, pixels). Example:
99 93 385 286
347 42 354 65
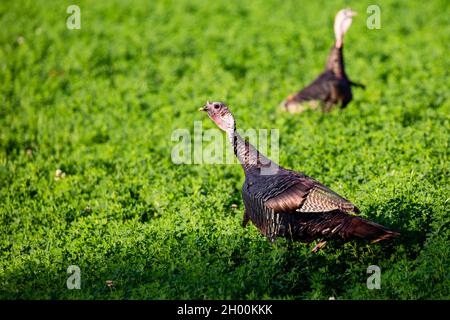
281 8 365 113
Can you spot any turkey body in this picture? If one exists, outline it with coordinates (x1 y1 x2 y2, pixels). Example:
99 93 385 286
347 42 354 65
240 165 396 245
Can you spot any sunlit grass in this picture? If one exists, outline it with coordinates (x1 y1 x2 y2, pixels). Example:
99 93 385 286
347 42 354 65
0 0 448 299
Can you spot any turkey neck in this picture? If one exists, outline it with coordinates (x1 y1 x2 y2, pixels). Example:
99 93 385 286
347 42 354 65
326 45 346 79
226 127 273 176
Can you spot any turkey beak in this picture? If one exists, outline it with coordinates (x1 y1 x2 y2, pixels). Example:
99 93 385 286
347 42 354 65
350 10 357 16
199 101 210 112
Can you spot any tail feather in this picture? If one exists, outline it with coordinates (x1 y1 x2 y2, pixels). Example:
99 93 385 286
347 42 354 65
349 81 366 89
343 216 399 242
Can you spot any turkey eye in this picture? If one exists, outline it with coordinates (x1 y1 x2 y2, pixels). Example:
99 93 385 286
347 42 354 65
214 104 220 109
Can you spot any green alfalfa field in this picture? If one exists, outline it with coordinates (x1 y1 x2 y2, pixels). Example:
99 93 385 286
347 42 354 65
0 0 449 299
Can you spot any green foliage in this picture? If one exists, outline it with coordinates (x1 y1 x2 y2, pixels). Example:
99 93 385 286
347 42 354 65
0 0 449 299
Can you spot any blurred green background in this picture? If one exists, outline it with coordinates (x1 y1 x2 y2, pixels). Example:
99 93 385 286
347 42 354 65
0 0 449 299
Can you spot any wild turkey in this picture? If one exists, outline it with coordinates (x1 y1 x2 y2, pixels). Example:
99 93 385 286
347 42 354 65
199 102 398 252
282 8 365 113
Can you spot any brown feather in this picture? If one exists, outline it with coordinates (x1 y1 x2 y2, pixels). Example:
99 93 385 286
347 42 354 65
264 174 359 215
